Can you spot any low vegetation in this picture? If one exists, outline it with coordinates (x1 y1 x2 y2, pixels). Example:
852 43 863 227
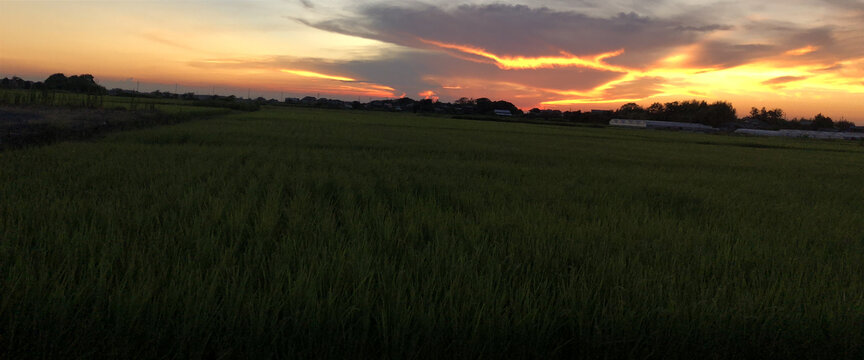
2 106 863 358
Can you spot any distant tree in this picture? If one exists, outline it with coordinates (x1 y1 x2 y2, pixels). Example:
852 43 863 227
474 97 493 114
42 73 105 94
618 102 643 113
747 107 785 126
766 108 784 125
835 119 854 131
492 100 521 115
394 97 416 107
616 102 646 119
662 100 704 123
455 97 474 105
703 101 738 127
0 76 36 89
44 73 68 90
418 99 435 112
812 113 834 129
646 102 665 120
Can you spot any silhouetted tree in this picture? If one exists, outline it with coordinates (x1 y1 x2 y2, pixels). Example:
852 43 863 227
492 100 522 115
474 98 493 114
812 113 834 129
748 107 785 126
836 120 854 131
703 101 737 127
455 97 474 105
44 73 68 90
417 99 435 112
616 102 646 119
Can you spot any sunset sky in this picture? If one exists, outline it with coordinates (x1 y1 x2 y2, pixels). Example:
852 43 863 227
2 0 863 121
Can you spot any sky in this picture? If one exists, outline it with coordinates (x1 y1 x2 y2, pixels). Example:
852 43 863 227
2 0 863 121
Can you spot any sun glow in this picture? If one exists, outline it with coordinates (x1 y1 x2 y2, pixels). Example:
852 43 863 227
419 90 439 101
420 39 628 72
417 38 864 111
785 45 818 56
280 69 356 82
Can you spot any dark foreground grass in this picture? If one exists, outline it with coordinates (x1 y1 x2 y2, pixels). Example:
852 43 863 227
2 107 864 359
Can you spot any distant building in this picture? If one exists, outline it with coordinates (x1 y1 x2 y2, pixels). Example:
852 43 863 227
735 129 864 140
609 119 716 132
734 129 786 137
493 109 513 117
591 110 613 114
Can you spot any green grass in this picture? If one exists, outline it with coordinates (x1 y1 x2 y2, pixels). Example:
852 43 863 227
2 106 864 358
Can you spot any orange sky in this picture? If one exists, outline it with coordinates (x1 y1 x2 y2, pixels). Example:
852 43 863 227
2 1 863 122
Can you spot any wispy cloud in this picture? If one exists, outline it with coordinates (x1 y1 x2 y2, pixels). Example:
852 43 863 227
299 0 314 9
762 75 808 85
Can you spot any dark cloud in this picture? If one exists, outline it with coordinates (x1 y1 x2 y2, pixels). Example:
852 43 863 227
688 42 777 68
674 24 733 32
823 0 864 12
300 4 728 61
816 63 844 72
299 0 314 9
734 22 863 67
762 76 808 85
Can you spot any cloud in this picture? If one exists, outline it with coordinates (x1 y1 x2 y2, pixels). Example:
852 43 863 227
542 76 667 105
186 50 627 101
141 33 205 53
279 2 864 111
299 0 314 9
687 42 777 68
300 4 728 64
762 76 808 85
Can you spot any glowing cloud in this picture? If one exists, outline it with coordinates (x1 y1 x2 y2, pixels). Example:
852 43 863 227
420 39 628 72
281 69 356 82
419 90 439 101
785 46 818 56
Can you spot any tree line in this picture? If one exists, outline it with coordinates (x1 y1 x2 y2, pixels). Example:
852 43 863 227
3 74 854 130
1 73 107 95
609 100 853 131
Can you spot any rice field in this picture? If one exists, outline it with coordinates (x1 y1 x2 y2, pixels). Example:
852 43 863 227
2 106 863 358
